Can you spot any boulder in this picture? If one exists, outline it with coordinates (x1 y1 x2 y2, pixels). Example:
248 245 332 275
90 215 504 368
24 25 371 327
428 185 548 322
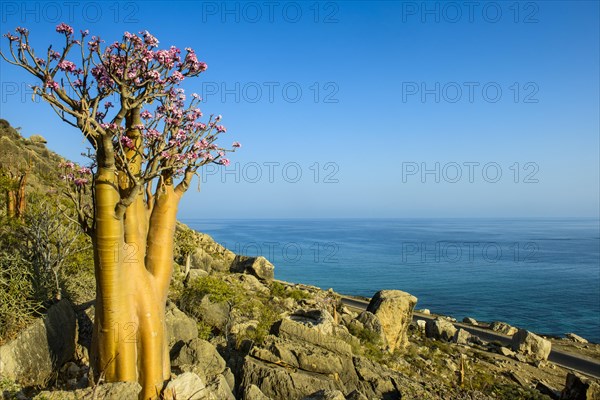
231 255 275 281
187 268 209 282
163 372 206 400
366 290 417 352
453 328 471 345
490 321 518 336
565 333 588 344
165 301 199 350
416 308 431 315
0 299 76 386
511 329 552 362
416 320 427 332
289 309 335 336
226 273 270 295
171 338 227 382
197 296 231 330
560 372 600 400
425 318 457 341
462 317 478 325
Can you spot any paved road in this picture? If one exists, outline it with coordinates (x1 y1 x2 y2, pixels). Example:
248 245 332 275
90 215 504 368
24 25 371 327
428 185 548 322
340 296 600 380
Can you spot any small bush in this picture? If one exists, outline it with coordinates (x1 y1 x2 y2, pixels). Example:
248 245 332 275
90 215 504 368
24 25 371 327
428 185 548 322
0 253 42 344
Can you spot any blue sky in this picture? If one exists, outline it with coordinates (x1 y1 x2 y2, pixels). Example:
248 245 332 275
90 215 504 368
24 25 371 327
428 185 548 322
0 1 598 218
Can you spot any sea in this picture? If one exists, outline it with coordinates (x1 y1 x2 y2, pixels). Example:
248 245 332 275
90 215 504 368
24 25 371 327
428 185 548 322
182 218 600 343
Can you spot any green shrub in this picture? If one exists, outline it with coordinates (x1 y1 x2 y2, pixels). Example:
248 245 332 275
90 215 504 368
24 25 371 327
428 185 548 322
0 253 42 344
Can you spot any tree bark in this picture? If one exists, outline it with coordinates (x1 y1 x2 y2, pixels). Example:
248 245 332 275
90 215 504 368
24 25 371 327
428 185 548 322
90 114 180 399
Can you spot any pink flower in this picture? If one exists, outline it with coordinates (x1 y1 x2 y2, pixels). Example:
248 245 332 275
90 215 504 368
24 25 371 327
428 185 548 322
232 141 241 148
141 110 153 119
74 178 88 187
73 79 83 87
57 60 77 72
140 30 159 47
81 30 89 37
78 167 92 175
49 51 61 60
143 128 162 141
169 71 185 83
16 27 28 34
45 80 59 90
161 151 171 159
216 125 226 133
56 23 74 36
104 101 114 109
220 158 230 166
120 136 135 149
35 58 46 66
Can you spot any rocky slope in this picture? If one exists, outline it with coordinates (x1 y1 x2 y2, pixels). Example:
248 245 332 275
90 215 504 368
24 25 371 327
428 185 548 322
1 223 599 400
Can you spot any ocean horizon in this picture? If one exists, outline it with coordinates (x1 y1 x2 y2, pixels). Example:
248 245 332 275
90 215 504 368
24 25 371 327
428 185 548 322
182 217 600 343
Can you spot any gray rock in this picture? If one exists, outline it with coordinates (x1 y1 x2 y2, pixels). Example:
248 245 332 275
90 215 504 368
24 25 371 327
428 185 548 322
198 296 231 330
498 346 516 357
206 374 236 400
231 255 275 281
187 268 209 282
462 317 478 325
490 321 518 336
171 338 227 382
289 309 335 336
416 319 427 332
244 384 272 400
453 328 471 345
511 329 552 362
560 372 600 400
565 333 589 344
165 301 199 350
366 290 417 352
0 300 76 386
164 372 206 400
356 311 384 344
416 308 431 315
425 318 457 342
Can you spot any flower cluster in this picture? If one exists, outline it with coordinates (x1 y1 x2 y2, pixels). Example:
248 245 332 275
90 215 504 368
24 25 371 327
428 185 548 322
59 161 93 187
56 23 74 36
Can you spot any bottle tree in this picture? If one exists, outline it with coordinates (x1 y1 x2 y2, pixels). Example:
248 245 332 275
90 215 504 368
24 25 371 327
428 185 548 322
1 25 240 398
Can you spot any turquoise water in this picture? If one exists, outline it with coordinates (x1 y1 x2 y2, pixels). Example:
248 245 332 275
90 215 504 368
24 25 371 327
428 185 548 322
182 218 600 342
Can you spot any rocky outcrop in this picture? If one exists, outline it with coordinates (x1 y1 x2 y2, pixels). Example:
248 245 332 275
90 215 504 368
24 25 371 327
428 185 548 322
171 338 227 382
560 372 600 400
425 318 457 341
463 317 478 325
165 301 199 351
34 382 141 400
240 315 427 400
490 321 518 336
366 290 417 352
511 329 552 362
0 300 76 386
244 384 272 400
231 255 275 281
